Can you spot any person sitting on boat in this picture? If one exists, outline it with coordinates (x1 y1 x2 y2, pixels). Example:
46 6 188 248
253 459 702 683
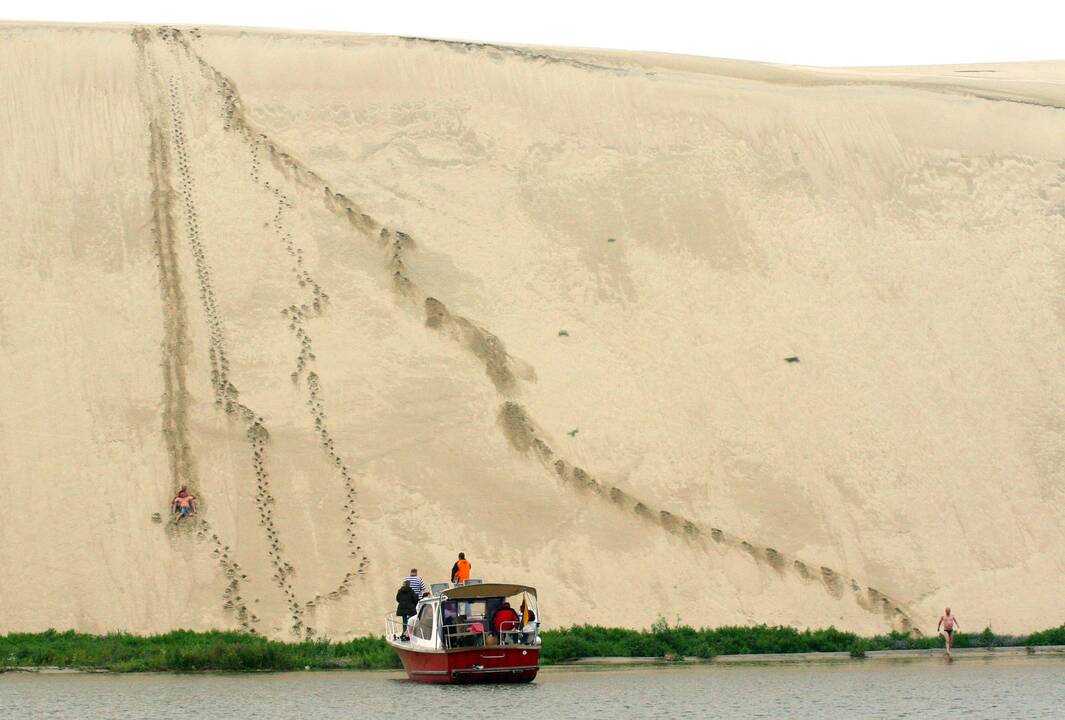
454 614 471 647
468 618 486 646
521 608 538 643
395 580 419 641
453 614 485 647
492 602 520 641
171 486 197 520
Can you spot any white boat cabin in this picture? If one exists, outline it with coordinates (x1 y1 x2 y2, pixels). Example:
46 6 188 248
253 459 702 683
387 582 542 651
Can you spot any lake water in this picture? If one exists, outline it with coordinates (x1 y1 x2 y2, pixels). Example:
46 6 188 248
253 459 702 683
4 657 1064 719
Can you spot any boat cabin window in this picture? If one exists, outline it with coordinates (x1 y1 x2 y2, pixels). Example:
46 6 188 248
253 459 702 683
413 604 434 640
464 600 488 618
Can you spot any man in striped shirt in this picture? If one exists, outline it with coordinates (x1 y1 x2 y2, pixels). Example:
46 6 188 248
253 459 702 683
404 569 425 597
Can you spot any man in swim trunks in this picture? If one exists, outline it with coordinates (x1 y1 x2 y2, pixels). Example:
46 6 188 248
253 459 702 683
172 486 197 521
937 607 959 655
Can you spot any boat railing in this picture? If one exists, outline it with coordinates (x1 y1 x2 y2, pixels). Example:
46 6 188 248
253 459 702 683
384 614 410 640
497 620 524 645
387 615 540 647
499 620 541 646
441 620 488 649
440 619 540 648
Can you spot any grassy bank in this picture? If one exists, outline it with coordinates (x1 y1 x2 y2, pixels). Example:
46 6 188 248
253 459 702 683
4 622 1064 672
0 630 400 672
540 620 1065 662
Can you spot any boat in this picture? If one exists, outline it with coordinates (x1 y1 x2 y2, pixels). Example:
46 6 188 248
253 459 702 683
385 581 542 684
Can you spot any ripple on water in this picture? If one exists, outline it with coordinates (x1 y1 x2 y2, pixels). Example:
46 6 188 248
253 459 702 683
3 657 1065 720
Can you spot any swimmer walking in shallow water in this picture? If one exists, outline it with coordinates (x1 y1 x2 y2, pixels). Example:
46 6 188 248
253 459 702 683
937 607 959 656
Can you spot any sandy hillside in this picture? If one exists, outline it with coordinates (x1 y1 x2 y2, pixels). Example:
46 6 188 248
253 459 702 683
1 22 1064 640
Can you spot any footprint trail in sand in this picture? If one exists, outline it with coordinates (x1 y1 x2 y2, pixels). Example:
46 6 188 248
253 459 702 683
139 26 920 633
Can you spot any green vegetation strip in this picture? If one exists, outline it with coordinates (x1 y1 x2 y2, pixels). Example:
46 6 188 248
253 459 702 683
0 630 400 673
3 622 1064 672
541 621 1065 661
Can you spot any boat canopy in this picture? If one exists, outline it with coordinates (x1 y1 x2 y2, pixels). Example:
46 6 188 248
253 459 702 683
440 583 537 600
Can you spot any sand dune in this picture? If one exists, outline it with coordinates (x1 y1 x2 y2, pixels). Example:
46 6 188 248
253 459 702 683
1 22 1064 639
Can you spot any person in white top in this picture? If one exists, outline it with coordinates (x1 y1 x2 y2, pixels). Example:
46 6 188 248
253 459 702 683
403 569 425 597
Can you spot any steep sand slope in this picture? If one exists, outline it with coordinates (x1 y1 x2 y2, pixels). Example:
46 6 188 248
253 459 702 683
1 23 1063 639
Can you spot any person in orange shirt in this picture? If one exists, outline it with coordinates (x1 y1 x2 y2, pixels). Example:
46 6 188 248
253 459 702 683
451 552 471 585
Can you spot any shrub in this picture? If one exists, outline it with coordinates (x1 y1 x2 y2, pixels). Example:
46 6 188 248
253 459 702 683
1025 624 1065 647
0 630 400 672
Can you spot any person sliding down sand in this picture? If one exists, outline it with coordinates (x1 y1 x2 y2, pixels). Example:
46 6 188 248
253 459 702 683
937 608 959 655
171 486 197 520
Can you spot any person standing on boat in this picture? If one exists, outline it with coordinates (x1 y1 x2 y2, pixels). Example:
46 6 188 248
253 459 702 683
395 580 419 641
404 568 425 597
450 553 473 615
937 608 959 656
451 552 471 585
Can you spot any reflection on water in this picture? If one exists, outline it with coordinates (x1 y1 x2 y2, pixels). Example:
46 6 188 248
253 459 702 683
3 657 1064 719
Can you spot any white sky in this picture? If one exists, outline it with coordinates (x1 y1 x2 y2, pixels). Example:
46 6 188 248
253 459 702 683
4 0 1064 67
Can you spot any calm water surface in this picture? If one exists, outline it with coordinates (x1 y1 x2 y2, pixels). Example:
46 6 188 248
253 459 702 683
3 657 1064 719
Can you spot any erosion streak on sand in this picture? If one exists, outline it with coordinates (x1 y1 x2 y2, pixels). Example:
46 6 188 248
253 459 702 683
138 28 198 508
147 119 196 502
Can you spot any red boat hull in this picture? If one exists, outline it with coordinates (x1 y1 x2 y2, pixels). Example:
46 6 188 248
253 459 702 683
394 645 540 684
